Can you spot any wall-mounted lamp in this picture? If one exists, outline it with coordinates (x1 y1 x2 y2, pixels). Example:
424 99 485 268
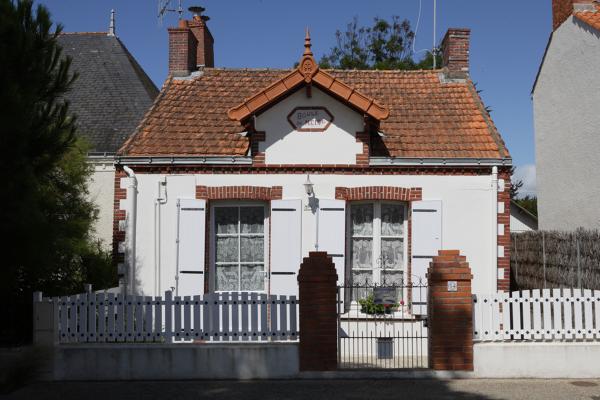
304 174 314 196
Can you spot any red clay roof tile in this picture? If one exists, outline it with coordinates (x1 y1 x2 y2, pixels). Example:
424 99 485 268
120 68 509 159
574 4 600 31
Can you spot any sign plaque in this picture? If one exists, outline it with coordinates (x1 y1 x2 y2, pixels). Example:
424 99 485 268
287 107 334 132
373 287 397 305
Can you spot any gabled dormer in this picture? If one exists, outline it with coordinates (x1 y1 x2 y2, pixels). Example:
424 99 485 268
227 31 389 166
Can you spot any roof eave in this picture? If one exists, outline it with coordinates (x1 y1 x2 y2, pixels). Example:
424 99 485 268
116 156 253 166
369 157 513 167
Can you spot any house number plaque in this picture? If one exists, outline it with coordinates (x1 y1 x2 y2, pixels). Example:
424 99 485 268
447 281 458 292
287 106 334 132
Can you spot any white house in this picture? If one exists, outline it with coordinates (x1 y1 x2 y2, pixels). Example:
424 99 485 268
532 0 600 230
113 10 512 302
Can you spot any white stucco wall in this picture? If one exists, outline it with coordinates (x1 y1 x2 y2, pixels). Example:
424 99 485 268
255 87 364 165
533 17 600 230
474 342 600 378
510 213 535 233
87 159 115 249
124 172 499 297
510 205 537 233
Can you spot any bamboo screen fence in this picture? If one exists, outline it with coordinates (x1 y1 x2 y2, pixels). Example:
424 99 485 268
511 230 600 290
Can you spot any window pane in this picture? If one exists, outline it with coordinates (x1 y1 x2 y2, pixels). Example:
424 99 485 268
381 270 403 286
351 270 373 302
215 207 238 234
241 264 264 291
351 204 373 236
216 265 239 291
216 236 238 263
351 238 373 269
381 204 404 236
351 270 373 286
240 236 264 262
381 270 404 302
241 206 264 233
381 238 403 269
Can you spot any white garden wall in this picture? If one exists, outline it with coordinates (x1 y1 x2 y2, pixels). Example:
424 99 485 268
474 342 600 378
126 172 498 297
51 343 298 380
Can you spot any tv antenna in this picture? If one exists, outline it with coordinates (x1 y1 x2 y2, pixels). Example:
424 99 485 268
158 0 184 25
412 0 439 69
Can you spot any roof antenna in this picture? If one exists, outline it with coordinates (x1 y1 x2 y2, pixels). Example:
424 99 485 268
108 9 115 36
432 0 437 69
158 0 184 26
412 0 439 70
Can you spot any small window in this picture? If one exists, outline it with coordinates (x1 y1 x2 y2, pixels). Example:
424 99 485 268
213 205 266 292
348 202 406 287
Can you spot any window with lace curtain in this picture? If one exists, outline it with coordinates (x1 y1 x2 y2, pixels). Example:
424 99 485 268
213 204 266 292
348 202 407 288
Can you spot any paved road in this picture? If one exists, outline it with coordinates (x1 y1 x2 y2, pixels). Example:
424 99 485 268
3 379 600 400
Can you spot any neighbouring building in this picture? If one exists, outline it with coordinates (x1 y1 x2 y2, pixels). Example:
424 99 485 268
113 8 512 306
532 0 600 230
58 14 158 248
510 201 538 232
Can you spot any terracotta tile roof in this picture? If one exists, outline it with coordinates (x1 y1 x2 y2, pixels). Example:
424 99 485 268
574 4 600 31
120 68 509 159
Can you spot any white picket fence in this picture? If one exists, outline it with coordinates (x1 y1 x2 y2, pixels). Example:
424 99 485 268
35 291 299 343
473 288 600 342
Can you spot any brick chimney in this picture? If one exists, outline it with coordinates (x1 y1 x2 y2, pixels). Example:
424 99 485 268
167 6 214 76
552 0 596 30
440 28 470 76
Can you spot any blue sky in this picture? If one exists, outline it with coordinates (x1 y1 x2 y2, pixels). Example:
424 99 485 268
40 0 549 196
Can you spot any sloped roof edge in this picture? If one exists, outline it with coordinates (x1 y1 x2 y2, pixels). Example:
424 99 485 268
227 31 389 122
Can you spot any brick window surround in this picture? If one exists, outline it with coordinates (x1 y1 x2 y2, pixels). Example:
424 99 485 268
196 185 282 293
196 185 282 200
335 186 422 201
337 185 423 298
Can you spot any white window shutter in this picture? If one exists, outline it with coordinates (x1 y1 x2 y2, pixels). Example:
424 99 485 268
318 199 346 286
176 198 206 296
411 200 442 315
270 200 302 296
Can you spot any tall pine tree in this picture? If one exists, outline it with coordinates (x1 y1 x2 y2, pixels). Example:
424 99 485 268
0 0 114 343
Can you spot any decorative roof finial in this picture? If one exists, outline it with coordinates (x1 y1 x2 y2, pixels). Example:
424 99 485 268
108 9 115 36
304 27 313 56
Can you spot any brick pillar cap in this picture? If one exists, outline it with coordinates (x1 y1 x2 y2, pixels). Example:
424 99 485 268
298 252 338 282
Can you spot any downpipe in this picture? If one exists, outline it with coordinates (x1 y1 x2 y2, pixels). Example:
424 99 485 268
154 178 168 295
491 166 498 292
123 166 138 295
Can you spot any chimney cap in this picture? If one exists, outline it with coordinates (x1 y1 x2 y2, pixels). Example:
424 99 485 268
188 6 205 15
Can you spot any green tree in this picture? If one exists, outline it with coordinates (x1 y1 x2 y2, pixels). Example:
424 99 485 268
319 16 442 70
0 0 114 344
510 166 524 200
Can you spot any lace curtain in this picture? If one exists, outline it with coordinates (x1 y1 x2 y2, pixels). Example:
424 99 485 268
215 206 264 291
350 203 405 287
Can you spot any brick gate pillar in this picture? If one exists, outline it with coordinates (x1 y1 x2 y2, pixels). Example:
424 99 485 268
297 252 338 371
427 250 474 371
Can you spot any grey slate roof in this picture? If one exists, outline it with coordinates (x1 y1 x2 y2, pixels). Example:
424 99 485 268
58 33 158 154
